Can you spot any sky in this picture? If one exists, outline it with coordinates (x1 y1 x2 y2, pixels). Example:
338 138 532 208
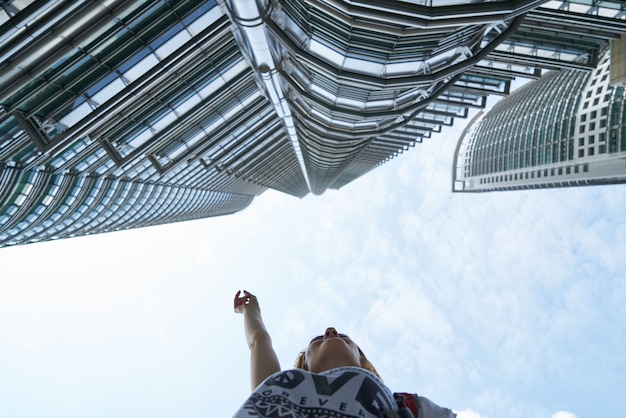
1 99 625 418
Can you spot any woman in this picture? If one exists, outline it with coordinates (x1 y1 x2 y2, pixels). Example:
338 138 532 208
233 290 456 418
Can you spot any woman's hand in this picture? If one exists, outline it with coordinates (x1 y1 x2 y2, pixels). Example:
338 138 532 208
234 289 258 314
233 289 281 389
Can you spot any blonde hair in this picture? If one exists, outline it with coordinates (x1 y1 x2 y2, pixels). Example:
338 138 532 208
294 346 381 378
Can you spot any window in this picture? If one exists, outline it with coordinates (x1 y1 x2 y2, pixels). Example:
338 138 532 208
601 107 608 116
600 132 606 142
578 149 585 157
581 114 587 122
604 94 611 102
558 168 563 175
599 144 607 153
579 137 585 146
574 165 579 173
600 119 607 128
590 111 597 119
583 102 589 109
588 147 595 156
590 122 596 130
566 166 571 174
579 125 585 133
593 98 599 105
589 135 595 144
586 91 592 98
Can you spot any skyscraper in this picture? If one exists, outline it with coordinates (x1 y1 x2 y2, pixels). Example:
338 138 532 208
452 48 626 192
2 0 626 247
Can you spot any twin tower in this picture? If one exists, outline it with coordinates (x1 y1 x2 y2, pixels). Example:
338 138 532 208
1 0 626 247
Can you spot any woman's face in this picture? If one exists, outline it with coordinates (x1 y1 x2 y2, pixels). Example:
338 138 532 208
304 327 361 373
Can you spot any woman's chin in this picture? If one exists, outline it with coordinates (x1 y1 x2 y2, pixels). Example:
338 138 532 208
308 346 361 373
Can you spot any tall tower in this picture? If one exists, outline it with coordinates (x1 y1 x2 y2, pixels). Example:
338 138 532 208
453 51 626 192
2 0 626 247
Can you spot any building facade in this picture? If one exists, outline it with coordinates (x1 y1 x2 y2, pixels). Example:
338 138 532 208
2 0 626 247
453 49 626 192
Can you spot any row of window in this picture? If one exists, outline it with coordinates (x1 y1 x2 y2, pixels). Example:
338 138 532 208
468 68 588 175
479 163 590 184
0 169 254 245
465 49 626 178
582 93 611 109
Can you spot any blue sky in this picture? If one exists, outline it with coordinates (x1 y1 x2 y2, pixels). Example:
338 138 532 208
1 101 625 418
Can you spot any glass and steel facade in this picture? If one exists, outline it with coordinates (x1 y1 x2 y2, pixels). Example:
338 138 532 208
1 0 626 247
453 50 626 192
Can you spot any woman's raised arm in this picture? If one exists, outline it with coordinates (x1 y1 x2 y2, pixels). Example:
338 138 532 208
234 290 281 390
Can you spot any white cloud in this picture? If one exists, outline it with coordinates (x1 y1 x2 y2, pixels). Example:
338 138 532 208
456 409 484 418
552 411 577 418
